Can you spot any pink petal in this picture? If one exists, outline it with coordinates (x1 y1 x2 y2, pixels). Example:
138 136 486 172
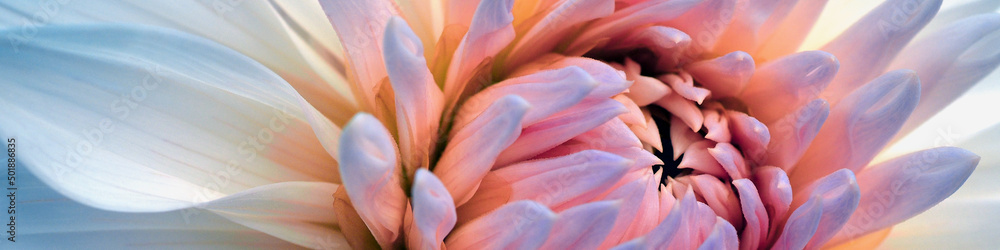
791 169 861 249
819 0 941 105
542 57 633 100
575 118 644 149
684 175 743 229
542 201 623 249
435 95 529 205
566 0 703 55
507 0 616 67
713 0 787 53
460 150 631 222
630 109 664 152
659 0 737 63
684 51 755 98
697 218 739 250
830 147 978 245
891 14 1000 141
772 196 823 250
678 140 728 178
726 111 771 164
755 0 829 60
655 92 704 132
660 72 710 104
627 75 672 106
445 200 556 249
444 0 516 103
752 166 793 243
383 17 445 172
452 66 598 132
337 113 407 248
621 188 699 249
659 183 678 221
620 170 664 241
709 143 750 180
791 70 920 189
732 179 769 250
740 50 838 123
764 99 829 172
444 0 481 27
495 99 627 166
671 114 705 160
334 187 380 249
595 170 655 249
319 0 398 110
703 109 731 142
609 26 692 69
406 169 456 250
616 95 647 128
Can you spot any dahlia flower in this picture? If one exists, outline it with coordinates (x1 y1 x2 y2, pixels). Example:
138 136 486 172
1 0 999 249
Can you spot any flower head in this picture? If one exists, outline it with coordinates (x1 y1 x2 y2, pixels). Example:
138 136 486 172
1 0 998 249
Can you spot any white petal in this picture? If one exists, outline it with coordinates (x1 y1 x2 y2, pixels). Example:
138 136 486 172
201 182 346 249
18 169 308 249
0 0 359 123
0 24 341 212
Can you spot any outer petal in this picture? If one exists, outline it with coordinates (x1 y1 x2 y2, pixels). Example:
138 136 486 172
337 114 407 248
791 70 920 189
818 0 941 105
200 182 345 249
17 168 309 249
0 0 359 124
882 122 1000 248
890 14 1000 141
0 24 340 212
830 147 978 245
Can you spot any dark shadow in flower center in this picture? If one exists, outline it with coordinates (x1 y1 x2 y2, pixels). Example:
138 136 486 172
647 105 691 185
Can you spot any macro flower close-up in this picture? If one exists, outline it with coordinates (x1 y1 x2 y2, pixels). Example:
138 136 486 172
2 0 1000 249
